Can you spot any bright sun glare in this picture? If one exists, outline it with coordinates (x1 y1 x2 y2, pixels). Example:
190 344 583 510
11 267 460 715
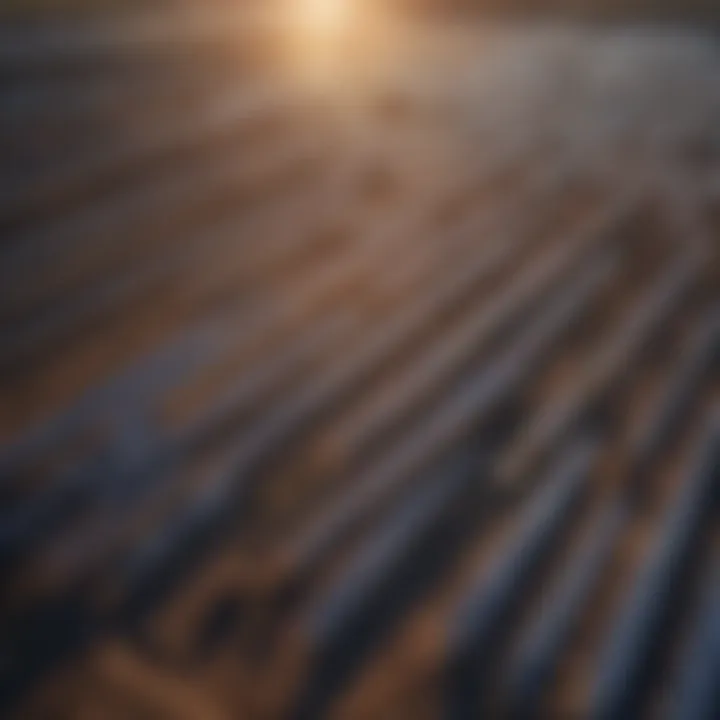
299 0 355 34
280 0 400 94
285 0 363 86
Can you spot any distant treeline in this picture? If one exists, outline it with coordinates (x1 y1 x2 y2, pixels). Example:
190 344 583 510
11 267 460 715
395 0 720 28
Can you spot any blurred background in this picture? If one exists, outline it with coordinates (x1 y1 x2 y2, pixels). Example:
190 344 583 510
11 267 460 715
0 1 718 718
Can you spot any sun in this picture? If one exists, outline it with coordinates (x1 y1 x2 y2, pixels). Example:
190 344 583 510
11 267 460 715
283 0 362 87
298 0 355 35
